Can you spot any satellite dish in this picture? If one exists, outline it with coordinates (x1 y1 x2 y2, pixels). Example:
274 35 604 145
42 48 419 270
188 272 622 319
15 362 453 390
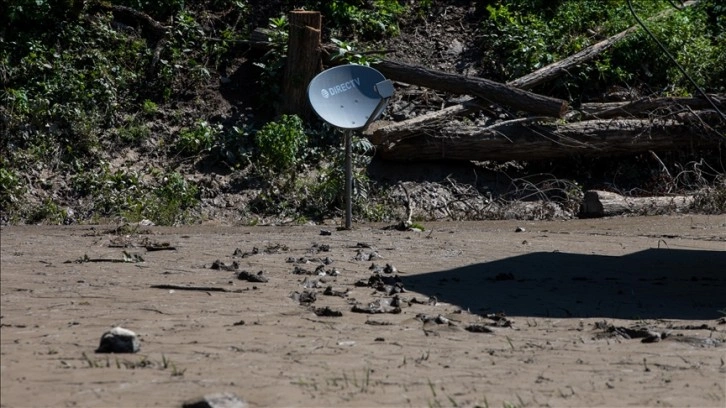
308 64 393 130
307 64 394 230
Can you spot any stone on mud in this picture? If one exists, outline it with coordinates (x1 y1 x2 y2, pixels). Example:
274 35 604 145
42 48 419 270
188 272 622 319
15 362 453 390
182 392 247 408
95 326 140 353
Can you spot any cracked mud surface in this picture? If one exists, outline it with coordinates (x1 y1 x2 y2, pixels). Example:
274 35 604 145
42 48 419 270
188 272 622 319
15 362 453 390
1 215 725 407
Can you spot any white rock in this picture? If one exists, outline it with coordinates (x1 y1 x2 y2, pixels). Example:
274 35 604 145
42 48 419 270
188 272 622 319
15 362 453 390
95 326 140 353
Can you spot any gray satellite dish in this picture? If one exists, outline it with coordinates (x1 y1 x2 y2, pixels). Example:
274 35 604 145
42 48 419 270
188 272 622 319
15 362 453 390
307 64 394 230
308 64 393 130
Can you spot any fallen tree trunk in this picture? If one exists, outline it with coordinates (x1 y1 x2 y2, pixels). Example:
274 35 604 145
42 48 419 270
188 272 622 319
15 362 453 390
96 3 168 40
365 99 487 144
369 94 725 147
577 95 725 119
372 60 569 118
581 190 694 218
377 112 721 162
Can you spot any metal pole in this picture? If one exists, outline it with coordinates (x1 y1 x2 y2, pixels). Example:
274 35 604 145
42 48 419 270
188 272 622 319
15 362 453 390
344 130 353 229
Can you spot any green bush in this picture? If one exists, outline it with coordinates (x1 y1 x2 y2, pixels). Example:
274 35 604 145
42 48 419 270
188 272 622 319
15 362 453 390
176 121 220 155
299 135 375 220
26 199 67 225
612 4 726 94
479 0 726 96
141 172 200 225
142 100 159 115
320 0 405 39
71 163 145 217
255 114 308 173
0 166 25 212
117 119 151 146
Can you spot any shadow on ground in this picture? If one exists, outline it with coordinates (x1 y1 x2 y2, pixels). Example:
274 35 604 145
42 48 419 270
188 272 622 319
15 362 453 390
401 248 726 320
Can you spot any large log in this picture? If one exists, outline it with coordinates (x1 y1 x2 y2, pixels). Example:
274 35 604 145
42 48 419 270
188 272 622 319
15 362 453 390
367 94 724 147
365 99 486 144
372 60 568 118
581 190 694 218
376 112 721 162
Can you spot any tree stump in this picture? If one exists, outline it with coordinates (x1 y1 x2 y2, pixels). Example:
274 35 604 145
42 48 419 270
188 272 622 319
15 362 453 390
280 10 322 120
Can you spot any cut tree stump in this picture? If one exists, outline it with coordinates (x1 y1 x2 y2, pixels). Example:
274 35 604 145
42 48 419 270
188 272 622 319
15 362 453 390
581 190 694 218
280 10 322 120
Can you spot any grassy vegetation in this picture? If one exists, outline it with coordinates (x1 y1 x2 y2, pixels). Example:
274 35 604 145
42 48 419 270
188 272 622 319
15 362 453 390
80 352 185 376
479 0 726 97
1 0 724 225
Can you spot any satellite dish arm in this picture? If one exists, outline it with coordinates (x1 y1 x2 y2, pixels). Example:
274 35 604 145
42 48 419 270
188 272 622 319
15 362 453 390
363 79 394 129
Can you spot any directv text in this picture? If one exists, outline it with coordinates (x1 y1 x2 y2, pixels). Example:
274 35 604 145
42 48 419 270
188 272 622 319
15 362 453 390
321 77 361 99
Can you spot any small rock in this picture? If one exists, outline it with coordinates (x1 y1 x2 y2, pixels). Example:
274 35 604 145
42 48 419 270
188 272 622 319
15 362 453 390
183 392 247 408
351 297 402 314
301 277 322 289
313 306 343 317
311 243 330 252
290 290 317 305
233 247 258 258
355 249 382 261
417 314 451 325
323 286 348 297
95 326 140 353
291 265 312 275
237 270 268 283
211 260 239 271
383 263 397 274
641 331 662 343
465 324 494 333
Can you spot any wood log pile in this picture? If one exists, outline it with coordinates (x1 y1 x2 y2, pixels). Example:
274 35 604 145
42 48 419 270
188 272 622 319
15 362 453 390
363 61 724 163
267 7 724 218
351 0 725 163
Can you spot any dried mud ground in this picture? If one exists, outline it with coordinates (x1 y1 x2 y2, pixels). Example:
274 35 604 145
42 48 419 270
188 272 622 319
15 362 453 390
2 215 726 408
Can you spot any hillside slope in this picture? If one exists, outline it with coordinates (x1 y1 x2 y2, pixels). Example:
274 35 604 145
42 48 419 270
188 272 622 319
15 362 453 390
1 0 724 225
